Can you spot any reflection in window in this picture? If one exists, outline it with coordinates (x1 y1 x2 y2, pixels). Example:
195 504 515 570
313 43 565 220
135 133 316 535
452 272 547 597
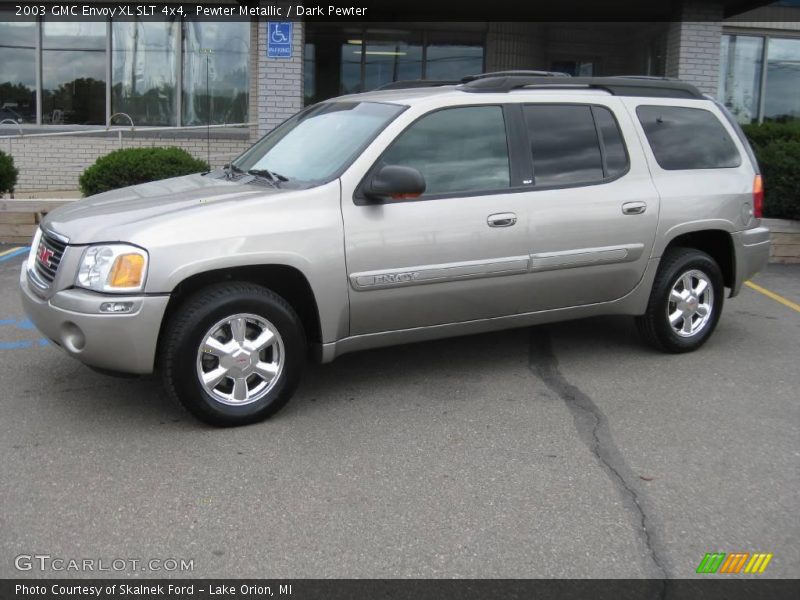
637 106 741 170
112 20 178 126
42 21 106 125
593 107 629 178
183 21 249 126
524 105 604 186
0 18 36 123
381 106 510 195
363 38 423 91
764 37 800 122
719 35 763 124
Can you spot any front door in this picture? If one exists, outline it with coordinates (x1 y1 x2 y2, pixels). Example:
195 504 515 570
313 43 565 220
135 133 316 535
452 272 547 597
340 104 535 336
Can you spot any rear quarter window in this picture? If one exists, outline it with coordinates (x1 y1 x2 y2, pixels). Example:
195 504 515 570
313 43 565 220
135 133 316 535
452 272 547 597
636 105 741 170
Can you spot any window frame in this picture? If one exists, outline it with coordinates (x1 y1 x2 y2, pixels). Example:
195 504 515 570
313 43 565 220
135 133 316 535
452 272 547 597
354 103 522 205
518 102 631 192
635 104 743 171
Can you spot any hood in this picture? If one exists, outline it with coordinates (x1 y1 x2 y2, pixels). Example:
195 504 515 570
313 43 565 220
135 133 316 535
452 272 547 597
43 173 281 244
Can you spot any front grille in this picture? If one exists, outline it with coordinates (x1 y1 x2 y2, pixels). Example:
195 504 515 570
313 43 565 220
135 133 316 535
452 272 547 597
34 231 67 286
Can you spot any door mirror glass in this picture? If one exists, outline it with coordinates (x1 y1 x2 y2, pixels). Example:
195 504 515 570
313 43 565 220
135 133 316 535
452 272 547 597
364 165 426 201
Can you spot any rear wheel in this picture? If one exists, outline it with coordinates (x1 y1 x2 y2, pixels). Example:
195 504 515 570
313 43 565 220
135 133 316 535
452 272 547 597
636 247 724 353
161 282 306 426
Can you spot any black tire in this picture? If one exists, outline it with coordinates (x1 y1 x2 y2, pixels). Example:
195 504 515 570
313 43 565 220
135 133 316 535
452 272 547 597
636 247 724 353
160 282 306 426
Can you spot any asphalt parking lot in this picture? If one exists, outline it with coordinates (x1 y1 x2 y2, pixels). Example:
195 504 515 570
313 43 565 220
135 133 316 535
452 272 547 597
0 244 798 579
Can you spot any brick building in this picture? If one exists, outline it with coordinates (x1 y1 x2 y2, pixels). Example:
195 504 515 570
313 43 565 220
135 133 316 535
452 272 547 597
1 0 798 194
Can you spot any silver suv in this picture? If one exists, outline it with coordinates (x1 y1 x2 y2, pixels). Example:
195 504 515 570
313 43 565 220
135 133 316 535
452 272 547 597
20 73 771 426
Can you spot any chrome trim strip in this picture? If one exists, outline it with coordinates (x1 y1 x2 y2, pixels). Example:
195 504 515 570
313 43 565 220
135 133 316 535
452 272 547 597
530 244 644 273
349 244 644 291
350 256 530 291
41 227 70 245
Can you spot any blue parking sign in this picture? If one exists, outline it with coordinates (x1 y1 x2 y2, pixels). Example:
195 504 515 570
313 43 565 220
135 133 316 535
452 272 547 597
267 22 293 58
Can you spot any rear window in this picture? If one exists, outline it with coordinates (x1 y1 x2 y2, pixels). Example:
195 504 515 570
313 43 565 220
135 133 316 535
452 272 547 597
636 105 741 170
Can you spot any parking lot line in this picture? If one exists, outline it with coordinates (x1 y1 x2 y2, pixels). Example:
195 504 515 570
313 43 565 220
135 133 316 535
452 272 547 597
0 246 28 263
745 280 800 314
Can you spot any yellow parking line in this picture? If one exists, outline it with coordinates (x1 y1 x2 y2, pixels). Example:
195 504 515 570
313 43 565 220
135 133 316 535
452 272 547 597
745 280 800 313
0 246 22 258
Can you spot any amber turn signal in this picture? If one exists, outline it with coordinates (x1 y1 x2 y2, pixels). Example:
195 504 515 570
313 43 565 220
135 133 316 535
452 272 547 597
108 253 146 288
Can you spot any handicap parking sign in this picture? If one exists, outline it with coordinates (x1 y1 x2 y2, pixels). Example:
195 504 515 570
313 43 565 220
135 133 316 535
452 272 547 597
267 22 293 58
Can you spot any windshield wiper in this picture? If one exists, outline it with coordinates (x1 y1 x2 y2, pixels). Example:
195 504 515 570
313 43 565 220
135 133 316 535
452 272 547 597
248 168 289 185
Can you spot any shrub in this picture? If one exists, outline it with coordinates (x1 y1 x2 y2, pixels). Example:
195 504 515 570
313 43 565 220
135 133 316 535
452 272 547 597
79 147 209 197
0 149 18 195
742 122 800 221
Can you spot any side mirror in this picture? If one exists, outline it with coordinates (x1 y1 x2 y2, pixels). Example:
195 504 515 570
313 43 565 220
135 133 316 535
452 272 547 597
364 165 426 201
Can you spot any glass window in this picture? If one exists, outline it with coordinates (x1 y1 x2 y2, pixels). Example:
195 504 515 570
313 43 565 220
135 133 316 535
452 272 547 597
763 37 800 122
112 20 179 126
363 34 423 91
523 105 604 186
235 102 404 184
42 21 106 125
636 106 741 170
425 32 484 80
719 35 764 124
183 21 250 126
381 106 510 195
594 106 629 178
0 17 36 123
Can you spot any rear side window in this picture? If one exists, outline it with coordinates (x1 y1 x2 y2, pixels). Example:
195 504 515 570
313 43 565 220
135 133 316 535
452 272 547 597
636 106 741 170
522 104 629 187
380 105 510 196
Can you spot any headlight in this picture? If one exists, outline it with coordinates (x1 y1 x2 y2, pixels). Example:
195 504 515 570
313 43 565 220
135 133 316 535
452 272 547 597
76 244 148 293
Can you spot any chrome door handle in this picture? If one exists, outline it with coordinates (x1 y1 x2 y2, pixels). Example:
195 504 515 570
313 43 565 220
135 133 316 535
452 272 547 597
622 201 647 215
487 212 517 228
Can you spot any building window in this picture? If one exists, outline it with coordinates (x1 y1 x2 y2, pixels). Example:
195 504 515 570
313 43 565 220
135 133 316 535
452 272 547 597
0 18 250 129
0 16 36 123
42 21 107 125
182 21 250 126
764 37 800 121
112 20 179 126
304 25 485 105
719 35 764 124
720 32 800 124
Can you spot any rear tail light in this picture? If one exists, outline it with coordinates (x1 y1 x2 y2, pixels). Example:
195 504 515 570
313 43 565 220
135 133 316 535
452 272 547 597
753 174 764 219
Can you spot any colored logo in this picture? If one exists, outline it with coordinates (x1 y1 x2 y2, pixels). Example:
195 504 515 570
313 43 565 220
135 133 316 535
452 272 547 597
37 243 54 268
696 552 773 574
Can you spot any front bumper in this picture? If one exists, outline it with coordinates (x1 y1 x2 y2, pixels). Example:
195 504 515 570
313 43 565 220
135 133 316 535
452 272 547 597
730 225 771 297
19 265 169 374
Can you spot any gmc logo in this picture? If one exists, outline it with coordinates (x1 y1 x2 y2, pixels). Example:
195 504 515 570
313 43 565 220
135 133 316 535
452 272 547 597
37 243 54 268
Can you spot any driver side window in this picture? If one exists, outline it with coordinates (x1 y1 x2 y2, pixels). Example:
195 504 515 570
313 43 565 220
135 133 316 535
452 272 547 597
380 105 511 197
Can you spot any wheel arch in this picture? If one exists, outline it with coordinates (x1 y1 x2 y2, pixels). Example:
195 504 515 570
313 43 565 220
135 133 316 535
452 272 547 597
660 228 735 291
156 264 323 367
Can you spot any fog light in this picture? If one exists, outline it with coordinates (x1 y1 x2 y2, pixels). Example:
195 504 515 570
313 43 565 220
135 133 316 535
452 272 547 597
99 302 134 314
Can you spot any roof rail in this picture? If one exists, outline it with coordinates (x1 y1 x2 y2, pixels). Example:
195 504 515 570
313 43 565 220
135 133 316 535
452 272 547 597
376 79 459 91
459 75 704 99
461 70 571 82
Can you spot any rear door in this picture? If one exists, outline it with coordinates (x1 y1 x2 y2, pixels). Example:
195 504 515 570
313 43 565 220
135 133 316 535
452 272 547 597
512 98 661 311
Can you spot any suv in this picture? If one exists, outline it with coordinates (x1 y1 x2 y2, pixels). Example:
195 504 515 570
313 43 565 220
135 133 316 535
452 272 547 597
20 73 771 426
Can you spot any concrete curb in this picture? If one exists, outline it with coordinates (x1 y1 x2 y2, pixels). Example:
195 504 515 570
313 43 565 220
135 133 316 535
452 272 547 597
762 218 800 264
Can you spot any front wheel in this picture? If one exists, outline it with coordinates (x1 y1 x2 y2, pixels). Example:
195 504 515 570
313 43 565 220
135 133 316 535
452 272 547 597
160 282 306 426
636 247 724 353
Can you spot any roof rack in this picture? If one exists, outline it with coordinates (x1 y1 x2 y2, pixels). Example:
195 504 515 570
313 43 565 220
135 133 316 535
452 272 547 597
376 79 459 91
459 75 704 99
461 70 571 82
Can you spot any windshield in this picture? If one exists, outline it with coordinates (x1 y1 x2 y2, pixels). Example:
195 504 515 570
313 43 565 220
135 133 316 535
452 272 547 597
232 101 405 184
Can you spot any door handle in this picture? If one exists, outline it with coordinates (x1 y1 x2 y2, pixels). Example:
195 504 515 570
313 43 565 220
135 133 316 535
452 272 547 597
487 212 517 228
622 201 647 215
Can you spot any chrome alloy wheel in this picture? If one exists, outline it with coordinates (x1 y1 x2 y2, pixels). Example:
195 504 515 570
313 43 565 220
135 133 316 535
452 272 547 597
196 313 284 406
667 270 715 338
